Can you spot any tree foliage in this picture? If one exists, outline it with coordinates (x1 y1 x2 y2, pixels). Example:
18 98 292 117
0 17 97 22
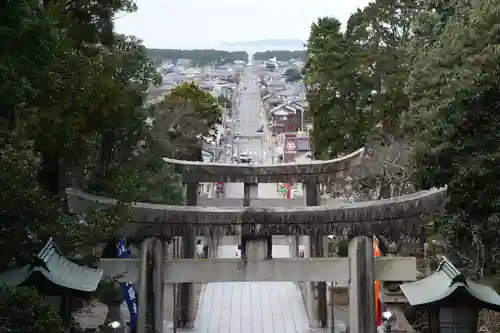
253 50 306 62
0 286 63 333
147 49 248 66
0 0 159 266
148 82 222 160
166 83 222 129
217 94 232 110
305 0 500 283
304 1 421 207
0 0 185 329
283 67 302 82
407 0 500 274
305 17 368 159
305 0 419 159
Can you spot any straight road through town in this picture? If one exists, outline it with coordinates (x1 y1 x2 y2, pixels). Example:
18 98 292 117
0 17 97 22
195 64 310 333
225 65 279 199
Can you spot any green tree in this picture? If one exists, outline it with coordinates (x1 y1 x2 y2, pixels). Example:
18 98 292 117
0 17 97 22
407 0 500 274
304 1 424 201
345 0 421 139
0 287 63 333
0 2 160 195
166 82 222 132
149 82 222 160
0 0 152 267
217 94 232 110
283 67 302 82
0 1 183 330
305 0 421 159
304 17 370 159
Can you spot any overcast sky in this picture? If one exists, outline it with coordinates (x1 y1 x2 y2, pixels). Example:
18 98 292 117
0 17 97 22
114 0 372 49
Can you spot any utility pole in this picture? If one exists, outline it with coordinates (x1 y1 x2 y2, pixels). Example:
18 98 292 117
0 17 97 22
260 136 264 164
231 82 239 163
222 86 229 159
271 134 275 164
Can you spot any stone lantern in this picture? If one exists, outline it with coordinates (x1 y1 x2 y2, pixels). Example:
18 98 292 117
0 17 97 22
400 257 500 333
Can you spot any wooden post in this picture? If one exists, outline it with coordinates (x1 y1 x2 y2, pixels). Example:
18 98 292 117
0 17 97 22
304 180 327 328
243 182 254 208
153 239 165 333
173 283 177 333
289 235 299 258
330 283 335 333
178 182 198 328
242 182 271 260
137 239 150 333
206 234 218 258
348 236 376 333
315 234 328 328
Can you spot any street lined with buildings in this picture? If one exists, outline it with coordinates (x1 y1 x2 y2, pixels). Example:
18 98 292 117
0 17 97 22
192 62 351 333
225 65 279 199
194 62 312 333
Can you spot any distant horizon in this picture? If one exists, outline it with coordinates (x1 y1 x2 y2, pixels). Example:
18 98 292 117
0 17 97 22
114 0 371 50
219 38 306 44
143 38 306 51
146 48 304 52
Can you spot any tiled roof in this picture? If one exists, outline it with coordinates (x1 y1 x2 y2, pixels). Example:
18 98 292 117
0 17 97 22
400 256 500 311
0 238 103 293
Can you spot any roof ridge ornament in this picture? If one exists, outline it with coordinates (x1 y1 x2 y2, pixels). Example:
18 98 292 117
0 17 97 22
29 237 60 272
36 237 61 262
437 256 468 287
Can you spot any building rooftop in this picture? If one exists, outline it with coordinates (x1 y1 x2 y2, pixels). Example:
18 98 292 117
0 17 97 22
401 256 500 311
0 238 103 294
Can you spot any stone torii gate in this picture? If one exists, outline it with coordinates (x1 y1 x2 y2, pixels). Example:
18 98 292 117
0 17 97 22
66 147 447 333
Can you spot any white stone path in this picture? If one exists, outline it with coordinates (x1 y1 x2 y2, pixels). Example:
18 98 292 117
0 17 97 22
194 245 310 333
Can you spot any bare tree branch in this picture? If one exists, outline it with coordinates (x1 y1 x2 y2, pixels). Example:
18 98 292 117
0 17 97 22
332 140 416 201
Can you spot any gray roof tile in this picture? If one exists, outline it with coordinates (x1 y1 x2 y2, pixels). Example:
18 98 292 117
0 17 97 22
0 238 103 293
400 257 500 311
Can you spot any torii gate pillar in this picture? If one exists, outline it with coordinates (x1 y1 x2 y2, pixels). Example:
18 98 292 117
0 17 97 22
241 182 272 260
177 182 198 328
349 236 376 333
304 181 328 328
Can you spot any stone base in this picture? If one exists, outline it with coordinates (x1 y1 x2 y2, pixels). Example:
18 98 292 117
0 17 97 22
179 320 195 329
384 304 415 333
331 287 349 306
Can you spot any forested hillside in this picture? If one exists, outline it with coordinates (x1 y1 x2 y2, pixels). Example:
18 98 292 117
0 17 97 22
147 49 248 65
253 50 306 62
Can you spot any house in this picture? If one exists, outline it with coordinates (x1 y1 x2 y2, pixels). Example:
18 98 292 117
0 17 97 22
276 131 311 163
176 58 191 66
268 98 305 134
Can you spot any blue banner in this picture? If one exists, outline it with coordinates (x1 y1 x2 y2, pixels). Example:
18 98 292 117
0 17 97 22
116 238 138 332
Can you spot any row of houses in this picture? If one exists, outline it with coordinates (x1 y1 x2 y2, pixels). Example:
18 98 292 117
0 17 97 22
257 63 311 163
146 61 244 161
147 61 244 102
